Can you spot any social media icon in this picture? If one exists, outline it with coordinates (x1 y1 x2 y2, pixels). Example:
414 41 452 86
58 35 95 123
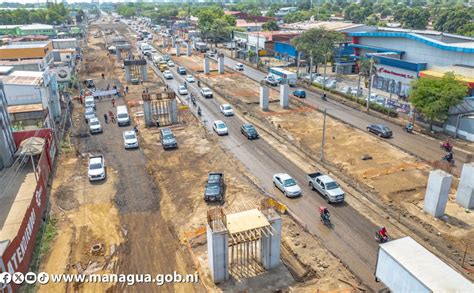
25 272 36 285
0 272 11 289
12 272 24 285
37 272 49 285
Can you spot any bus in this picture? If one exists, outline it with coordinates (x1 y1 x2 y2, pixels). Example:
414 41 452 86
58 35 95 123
268 67 297 86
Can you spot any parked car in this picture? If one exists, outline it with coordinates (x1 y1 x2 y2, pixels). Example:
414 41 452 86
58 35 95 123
116 105 131 126
89 117 102 134
177 66 186 75
293 89 306 98
84 95 95 110
84 107 96 121
219 104 234 116
272 173 301 197
308 172 345 203
123 130 139 149
234 63 244 71
367 124 393 138
185 75 195 83
200 87 213 98
178 85 188 95
204 172 224 202
167 60 175 67
88 155 106 181
162 55 171 62
163 70 173 79
240 124 259 140
160 127 178 149
264 76 278 86
212 120 228 136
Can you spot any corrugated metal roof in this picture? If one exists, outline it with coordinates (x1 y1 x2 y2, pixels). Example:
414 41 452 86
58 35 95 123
380 237 473 292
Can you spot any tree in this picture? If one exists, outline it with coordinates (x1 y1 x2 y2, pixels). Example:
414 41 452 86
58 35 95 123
456 23 474 37
409 72 468 126
262 21 279 31
292 27 344 85
284 11 310 24
433 8 472 34
197 7 235 46
401 7 429 29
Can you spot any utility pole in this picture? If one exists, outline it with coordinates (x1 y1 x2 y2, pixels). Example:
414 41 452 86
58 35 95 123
322 53 328 90
366 57 374 111
320 108 327 161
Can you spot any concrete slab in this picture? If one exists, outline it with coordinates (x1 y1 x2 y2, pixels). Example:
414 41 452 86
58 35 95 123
226 209 270 235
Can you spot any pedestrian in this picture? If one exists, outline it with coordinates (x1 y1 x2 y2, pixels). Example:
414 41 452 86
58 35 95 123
197 80 201 88
112 97 116 107
104 113 109 124
125 86 129 94
140 80 143 85
101 73 105 79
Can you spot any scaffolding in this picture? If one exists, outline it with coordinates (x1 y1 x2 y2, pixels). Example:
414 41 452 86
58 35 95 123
142 89 179 127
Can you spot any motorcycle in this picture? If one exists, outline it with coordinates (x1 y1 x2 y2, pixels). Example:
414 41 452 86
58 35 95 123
321 94 327 101
133 126 139 134
440 141 453 152
375 231 389 243
442 153 455 166
197 107 202 117
319 206 331 228
404 124 414 133
191 95 197 107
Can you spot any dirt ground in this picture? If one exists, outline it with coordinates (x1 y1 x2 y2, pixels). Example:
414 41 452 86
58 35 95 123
169 39 474 276
39 20 361 293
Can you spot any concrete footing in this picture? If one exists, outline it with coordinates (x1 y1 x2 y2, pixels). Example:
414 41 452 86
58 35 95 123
456 163 474 209
423 169 452 218
279 84 289 108
218 56 224 74
260 86 269 111
203 57 210 74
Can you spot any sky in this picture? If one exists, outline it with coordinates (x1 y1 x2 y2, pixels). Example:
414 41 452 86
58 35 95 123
0 1 127 3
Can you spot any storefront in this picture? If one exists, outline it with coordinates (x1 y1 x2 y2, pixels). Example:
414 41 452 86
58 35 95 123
373 64 418 96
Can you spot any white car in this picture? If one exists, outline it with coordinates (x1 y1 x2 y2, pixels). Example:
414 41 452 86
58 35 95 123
163 70 173 79
220 104 234 116
201 87 213 98
167 60 175 67
178 85 188 95
88 155 106 181
185 75 195 83
89 117 102 134
123 130 139 149
272 173 302 198
234 63 244 71
212 120 228 136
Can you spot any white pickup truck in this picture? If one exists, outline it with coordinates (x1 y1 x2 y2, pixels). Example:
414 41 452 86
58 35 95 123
307 172 345 203
88 155 106 181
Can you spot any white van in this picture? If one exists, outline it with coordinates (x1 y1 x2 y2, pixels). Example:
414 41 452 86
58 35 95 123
84 95 95 110
116 105 130 126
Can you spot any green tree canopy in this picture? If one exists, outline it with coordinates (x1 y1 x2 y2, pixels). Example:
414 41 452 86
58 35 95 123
292 27 344 64
401 7 430 29
409 72 468 123
262 21 279 31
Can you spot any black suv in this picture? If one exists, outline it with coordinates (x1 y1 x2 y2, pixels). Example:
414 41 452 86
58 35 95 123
204 172 224 202
160 128 178 149
240 124 259 140
177 67 187 75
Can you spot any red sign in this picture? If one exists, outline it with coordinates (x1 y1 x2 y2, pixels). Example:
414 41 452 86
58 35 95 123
377 67 414 79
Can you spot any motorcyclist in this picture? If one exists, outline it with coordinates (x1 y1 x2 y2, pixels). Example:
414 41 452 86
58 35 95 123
441 140 453 152
377 226 388 242
184 81 187 89
197 106 202 116
443 151 454 163
133 125 139 134
322 93 327 101
319 206 330 223
405 122 414 132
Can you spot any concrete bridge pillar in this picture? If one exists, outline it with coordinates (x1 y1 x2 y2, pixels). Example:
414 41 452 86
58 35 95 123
456 163 474 209
260 86 269 111
203 57 210 75
279 84 289 108
423 169 452 218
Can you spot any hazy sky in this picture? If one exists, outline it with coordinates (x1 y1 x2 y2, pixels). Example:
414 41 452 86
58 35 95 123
0 0 126 3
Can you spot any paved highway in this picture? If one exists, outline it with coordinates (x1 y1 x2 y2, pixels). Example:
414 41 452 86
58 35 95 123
145 50 382 290
218 57 471 169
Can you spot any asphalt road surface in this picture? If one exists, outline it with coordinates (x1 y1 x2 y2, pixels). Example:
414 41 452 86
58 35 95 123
147 54 382 290
219 57 471 170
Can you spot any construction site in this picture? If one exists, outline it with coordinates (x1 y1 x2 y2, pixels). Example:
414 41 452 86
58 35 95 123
37 16 363 292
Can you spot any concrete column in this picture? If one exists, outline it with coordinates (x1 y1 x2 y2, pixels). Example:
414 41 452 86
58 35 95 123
175 44 180 57
162 37 167 47
279 84 289 108
456 163 474 209
186 42 192 56
423 169 453 218
124 66 131 82
116 49 122 60
260 86 269 111
218 55 225 74
169 99 178 124
143 101 152 126
203 57 210 74
141 65 148 81
260 215 282 270
171 36 176 47
206 225 229 283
